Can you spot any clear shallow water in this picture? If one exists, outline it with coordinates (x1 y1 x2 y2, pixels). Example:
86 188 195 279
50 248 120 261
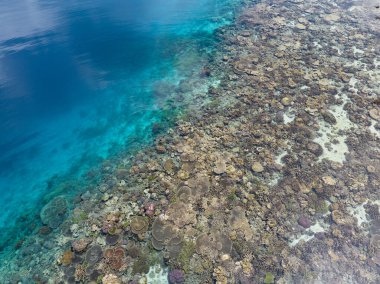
0 0 237 252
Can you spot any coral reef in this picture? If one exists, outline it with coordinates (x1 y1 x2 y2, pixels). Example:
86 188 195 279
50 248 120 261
2 0 380 283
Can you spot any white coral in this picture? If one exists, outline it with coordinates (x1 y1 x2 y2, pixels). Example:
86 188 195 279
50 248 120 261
102 274 121 284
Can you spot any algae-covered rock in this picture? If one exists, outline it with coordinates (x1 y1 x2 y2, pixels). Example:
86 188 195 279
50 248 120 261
85 245 103 266
369 108 380 121
264 272 275 284
40 196 68 229
213 158 227 175
228 207 253 240
177 241 195 272
60 250 74 266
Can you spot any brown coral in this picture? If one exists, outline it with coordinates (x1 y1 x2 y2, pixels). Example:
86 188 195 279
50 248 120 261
72 238 91 253
60 250 74 266
195 231 232 260
151 217 183 253
228 207 253 240
74 264 86 282
104 247 126 270
130 216 149 238
166 202 197 228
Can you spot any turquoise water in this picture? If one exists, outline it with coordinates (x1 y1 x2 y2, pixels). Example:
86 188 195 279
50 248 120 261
0 0 239 254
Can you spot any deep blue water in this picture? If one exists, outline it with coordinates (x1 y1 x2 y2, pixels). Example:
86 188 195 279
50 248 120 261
0 0 238 252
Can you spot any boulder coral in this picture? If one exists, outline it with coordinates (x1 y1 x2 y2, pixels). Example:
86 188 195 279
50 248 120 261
40 196 68 229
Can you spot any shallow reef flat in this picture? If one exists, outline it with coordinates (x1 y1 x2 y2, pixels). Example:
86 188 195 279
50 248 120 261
1 0 380 283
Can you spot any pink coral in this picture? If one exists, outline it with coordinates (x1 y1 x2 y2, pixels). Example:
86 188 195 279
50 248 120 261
144 202 155 217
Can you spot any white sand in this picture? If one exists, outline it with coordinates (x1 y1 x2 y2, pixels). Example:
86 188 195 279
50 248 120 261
314 94 355 163
290 220 328 247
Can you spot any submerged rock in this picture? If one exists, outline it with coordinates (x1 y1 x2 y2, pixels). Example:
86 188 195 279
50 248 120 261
40 196 68 229
369 108 380 121
85 245 103 266
298 216 312 229
321 110 337 125
106 234 120 246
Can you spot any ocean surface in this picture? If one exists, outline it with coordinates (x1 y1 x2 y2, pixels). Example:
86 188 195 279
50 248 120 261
0 0 238 253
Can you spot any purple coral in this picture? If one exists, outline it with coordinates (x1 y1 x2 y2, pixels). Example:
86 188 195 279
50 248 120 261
168 269 185 284
101 222 113 234
144 202 155 217
298 216 311 228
